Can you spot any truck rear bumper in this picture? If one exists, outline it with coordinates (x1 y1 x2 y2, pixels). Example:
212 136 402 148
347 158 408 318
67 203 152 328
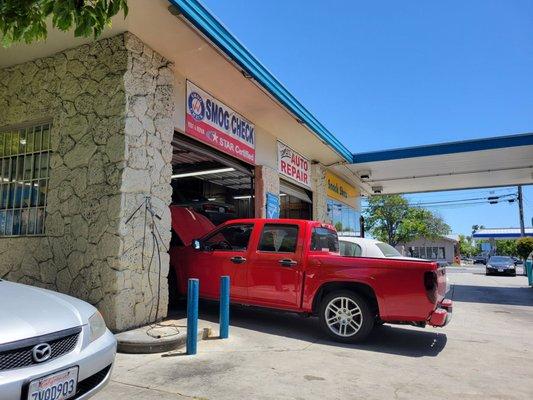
428 299 453 327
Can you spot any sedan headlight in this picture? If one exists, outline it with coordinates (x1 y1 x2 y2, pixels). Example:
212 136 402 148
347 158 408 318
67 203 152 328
88 311 107 343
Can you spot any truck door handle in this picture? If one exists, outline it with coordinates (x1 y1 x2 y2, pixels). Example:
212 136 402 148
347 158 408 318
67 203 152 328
279 259 298 267
230 256 247 264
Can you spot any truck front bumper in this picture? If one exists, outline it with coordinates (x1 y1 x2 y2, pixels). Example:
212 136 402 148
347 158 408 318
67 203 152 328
428 299 453 327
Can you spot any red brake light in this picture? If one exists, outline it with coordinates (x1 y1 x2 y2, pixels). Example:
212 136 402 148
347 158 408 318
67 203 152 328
424 271 438 303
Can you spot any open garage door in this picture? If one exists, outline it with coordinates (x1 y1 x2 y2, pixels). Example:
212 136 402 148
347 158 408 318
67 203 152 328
279 180 313 220
171 133 254 225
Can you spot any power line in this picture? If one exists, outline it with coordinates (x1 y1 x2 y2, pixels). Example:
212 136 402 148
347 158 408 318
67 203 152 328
362 194 517 207
361 194 518 209
404 187 517 200
405 187 516 198
410 194 517 207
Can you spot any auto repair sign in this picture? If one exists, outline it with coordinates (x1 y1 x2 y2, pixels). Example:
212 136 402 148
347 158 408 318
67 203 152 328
186 81 255 164
277 141 311 188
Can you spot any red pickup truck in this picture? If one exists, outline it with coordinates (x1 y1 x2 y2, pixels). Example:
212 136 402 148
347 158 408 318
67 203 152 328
169 212 452 342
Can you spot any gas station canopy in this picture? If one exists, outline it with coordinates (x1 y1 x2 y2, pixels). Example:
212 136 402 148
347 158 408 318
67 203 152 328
472 228 533 240
345 133 533 195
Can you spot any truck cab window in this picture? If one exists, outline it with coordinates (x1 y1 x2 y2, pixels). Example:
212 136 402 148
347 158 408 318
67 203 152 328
258 224 298 253
204 224 253 251
339 241 362 257
310 227 339 252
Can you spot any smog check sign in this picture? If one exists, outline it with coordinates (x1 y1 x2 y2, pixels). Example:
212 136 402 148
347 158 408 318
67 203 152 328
277 141 311 188
186 81 255 164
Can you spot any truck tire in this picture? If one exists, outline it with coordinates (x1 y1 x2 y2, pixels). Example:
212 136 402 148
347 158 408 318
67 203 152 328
318 290 374 343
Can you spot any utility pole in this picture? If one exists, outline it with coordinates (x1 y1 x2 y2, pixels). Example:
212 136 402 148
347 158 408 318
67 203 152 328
517 185 527 276
518 185 525 237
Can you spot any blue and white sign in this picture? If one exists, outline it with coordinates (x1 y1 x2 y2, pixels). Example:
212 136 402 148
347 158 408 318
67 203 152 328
186 81 256 164
481 242 492 252
266 192 280 219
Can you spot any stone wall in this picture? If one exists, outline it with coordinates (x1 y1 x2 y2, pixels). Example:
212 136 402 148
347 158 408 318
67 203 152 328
0 32 174 331
254 165 280 217
311 163 328 222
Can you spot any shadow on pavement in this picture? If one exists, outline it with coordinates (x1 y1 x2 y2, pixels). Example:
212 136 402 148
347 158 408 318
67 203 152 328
450 284 533 306
169 300 447 358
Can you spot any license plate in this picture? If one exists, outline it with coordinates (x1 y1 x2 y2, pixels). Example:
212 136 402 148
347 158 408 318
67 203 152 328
498 268 503 272
27 367 78 400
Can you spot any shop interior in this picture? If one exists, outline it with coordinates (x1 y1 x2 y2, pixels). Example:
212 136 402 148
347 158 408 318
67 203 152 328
170 133 254 226
279 180 312 220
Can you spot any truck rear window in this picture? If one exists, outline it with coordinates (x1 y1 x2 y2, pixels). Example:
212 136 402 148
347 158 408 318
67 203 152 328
310 227 339 252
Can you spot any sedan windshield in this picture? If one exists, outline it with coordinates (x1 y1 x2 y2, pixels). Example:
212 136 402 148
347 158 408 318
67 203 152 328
489 256 513 263
375 242 403 258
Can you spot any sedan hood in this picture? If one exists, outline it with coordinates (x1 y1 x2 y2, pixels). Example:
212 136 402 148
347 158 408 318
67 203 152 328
0 280 95 344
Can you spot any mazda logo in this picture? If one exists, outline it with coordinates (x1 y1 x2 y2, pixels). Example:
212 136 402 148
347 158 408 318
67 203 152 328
32 343 52 363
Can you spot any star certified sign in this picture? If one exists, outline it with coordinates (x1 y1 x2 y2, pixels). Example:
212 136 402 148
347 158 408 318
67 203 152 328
185 81 256 164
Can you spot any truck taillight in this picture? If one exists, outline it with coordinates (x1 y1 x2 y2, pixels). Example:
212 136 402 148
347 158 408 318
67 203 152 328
424 271 438 303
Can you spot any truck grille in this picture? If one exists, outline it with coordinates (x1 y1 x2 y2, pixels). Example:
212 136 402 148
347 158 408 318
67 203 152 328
0 327 81 371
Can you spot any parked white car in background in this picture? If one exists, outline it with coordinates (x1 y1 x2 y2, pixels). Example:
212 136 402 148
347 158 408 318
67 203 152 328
338 236 414 259
339 236 448 266
0 279 116 400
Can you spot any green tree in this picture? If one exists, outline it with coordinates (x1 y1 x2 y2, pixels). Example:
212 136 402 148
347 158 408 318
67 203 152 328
516 237 533 262
0 0 128 47
364 195 451 247
458 235 478 257
495 240 518 257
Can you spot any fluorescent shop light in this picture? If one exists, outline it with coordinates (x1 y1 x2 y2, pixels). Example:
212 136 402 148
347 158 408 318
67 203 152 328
233 195 253 200
171 167 235 179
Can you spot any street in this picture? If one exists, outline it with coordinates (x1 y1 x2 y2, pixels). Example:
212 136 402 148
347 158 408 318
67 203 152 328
94 267 533 400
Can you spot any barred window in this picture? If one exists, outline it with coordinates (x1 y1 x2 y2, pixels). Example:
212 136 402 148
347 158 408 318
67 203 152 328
0 123 51 236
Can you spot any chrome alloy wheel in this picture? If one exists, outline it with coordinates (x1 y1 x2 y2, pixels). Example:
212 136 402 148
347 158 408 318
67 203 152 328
324 296 363 337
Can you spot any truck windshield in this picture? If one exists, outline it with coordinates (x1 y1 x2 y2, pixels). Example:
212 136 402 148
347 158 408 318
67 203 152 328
375 242 402 258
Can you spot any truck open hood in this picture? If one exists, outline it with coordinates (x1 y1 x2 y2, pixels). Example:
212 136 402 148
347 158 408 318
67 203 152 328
170 205 215 246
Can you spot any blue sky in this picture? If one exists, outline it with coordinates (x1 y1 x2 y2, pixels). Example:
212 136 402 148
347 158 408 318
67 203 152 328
201 0 533 235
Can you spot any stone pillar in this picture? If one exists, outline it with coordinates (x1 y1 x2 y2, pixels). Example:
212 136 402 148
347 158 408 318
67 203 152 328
0 32 174 332
111 33 174 331
311 163 328 222
254 165 280 218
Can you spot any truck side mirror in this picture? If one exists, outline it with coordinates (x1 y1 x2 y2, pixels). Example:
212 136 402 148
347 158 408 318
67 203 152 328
192 239 202 250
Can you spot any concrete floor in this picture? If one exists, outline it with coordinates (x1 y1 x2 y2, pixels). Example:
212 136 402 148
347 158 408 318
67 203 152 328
94 268 533 400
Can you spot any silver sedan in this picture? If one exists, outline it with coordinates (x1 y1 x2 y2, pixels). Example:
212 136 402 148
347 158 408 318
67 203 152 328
0 279 116 400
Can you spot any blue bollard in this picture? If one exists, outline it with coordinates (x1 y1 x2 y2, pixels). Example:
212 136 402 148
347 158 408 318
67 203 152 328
219 276 230 339
186 278 199 355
